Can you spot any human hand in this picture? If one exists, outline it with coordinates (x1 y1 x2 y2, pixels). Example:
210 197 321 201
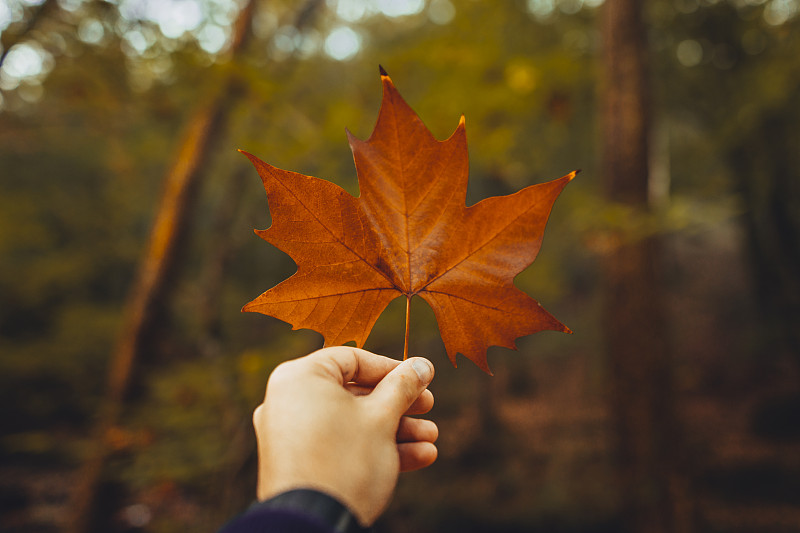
252 347 437 526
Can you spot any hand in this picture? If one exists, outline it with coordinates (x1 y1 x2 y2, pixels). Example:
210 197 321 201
252 347 437 526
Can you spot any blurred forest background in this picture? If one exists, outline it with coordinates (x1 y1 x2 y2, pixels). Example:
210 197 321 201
2 0 800 532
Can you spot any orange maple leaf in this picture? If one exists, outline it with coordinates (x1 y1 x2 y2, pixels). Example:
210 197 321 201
241 68 574 373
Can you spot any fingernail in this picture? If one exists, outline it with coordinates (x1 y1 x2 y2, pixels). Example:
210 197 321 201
411 358 433 383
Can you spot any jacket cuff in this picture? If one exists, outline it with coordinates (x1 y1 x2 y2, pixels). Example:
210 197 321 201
255 488 370 533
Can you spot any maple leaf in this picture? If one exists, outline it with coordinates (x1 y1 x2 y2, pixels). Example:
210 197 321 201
241 68 575 373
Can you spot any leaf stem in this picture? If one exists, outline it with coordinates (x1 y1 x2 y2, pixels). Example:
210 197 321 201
404 296 411 360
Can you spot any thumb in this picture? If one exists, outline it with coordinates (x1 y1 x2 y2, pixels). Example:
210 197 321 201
369 357 434 420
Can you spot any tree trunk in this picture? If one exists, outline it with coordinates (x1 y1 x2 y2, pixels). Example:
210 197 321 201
600 0 690 532
730 110 800 363
66 3 256 532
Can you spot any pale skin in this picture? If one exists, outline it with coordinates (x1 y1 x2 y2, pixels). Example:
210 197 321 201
252 346 438 526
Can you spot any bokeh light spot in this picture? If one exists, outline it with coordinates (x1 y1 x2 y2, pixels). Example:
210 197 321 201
559 0 584 15
197 24 227 54
334 0 369 21
1 42 47 80
429 0 456 24
78 19 105 44
0 2 14 32
122 504 152 528
676 39 703 67
505 61 538 94
58 0 83 12
129 0 205 39
763 0 798 25
324 26 361 61
123 29 149 55
375 0 424 17
297 30 322 59
17 81 43 103
274 25 301 54
527 0 556 19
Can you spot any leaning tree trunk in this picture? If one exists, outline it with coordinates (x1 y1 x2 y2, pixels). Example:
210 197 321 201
600 0 691 532
66 3 256 532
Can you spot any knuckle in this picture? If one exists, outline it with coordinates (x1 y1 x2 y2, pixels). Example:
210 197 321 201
252 404 264 427
268 359 301 385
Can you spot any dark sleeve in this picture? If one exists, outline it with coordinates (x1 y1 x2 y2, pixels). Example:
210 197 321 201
217 489 370 533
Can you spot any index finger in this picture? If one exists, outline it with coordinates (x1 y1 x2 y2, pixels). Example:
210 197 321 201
306 346 402 385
